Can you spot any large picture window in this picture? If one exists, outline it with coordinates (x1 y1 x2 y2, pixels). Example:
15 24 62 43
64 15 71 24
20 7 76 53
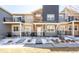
47 14 55 21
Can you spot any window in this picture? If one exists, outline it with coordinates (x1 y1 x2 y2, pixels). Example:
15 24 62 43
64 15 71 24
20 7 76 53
47 14 55 21
25 16 33 20
13 16 23 22
25 16 33 22
59 15 64 21
68 16 74 21
75 26 78 30
75 18 78 21
46 25 55 32
13 27 19 31
69 26 72 30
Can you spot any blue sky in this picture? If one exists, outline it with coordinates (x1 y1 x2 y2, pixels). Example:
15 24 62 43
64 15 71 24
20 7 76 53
1 5 79 14
1 5 42 14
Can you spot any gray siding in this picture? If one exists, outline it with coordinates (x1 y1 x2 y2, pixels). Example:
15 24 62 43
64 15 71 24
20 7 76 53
0 8 12 38
42 5 59 23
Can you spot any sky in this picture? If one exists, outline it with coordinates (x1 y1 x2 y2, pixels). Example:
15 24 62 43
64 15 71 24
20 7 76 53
1 5 42 14
1 5 79 14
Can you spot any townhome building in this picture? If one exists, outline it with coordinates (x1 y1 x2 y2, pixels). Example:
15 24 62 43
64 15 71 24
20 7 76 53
0 7 12 38
0 5 79 38
58 7 79 36
32 6 79 37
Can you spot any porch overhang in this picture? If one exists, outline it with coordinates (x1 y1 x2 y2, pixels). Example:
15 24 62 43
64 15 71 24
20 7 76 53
58 22 71 25
33 23 58 25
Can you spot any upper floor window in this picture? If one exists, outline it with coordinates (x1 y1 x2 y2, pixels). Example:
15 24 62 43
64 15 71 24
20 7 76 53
68 16 74 21
25 15 33 22
68 25 78 30
59 15 64 20
75 18 78 21
47 14 55 21
13 16 23 22
25 16 33 20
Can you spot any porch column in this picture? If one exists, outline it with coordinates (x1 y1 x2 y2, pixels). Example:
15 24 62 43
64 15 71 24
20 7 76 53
56 24 59 35
55 24 57 32
34 24 36 32
20 22 22 38
72 22 74 37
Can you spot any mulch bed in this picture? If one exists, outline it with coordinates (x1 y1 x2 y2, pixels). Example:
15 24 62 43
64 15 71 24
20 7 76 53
46 47 79 51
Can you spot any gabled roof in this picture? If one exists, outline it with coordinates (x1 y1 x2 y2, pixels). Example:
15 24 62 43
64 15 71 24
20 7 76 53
0 7 12 16
60 7 79 19
32 7 79 15
32 8 42 14
60 7 79 14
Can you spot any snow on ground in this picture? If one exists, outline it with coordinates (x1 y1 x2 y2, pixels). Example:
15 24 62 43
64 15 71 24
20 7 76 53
0 45 24 48
26 39 36 44
64 36 79 40
23 37 31 44
0 38 12 44
73 37 79 40
64 36 74 40
11 37 21 44
52 37 60 40
31 39 36 44
41 38 48 44
60 43 79 47
0 37 60 44
0 36 79 48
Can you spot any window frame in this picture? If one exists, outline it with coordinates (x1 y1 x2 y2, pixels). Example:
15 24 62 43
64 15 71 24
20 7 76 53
47 14 55 21
68 26 72 30
75 25 78 30
13 16 23 22
13 26 19 32
46 25 55 32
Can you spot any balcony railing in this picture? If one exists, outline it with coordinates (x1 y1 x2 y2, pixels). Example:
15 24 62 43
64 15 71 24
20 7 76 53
3 17 13 22
3 17 25 23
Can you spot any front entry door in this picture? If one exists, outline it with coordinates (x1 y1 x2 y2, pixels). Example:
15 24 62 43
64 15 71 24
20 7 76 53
37 27 43 36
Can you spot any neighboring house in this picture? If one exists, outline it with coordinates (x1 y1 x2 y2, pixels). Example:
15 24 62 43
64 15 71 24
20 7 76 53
0 7 12 38
58 7 79 36
1 5 79 38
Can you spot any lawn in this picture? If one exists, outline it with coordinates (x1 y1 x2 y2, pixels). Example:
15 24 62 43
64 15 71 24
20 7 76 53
0 47 51 53
0 47 79 53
